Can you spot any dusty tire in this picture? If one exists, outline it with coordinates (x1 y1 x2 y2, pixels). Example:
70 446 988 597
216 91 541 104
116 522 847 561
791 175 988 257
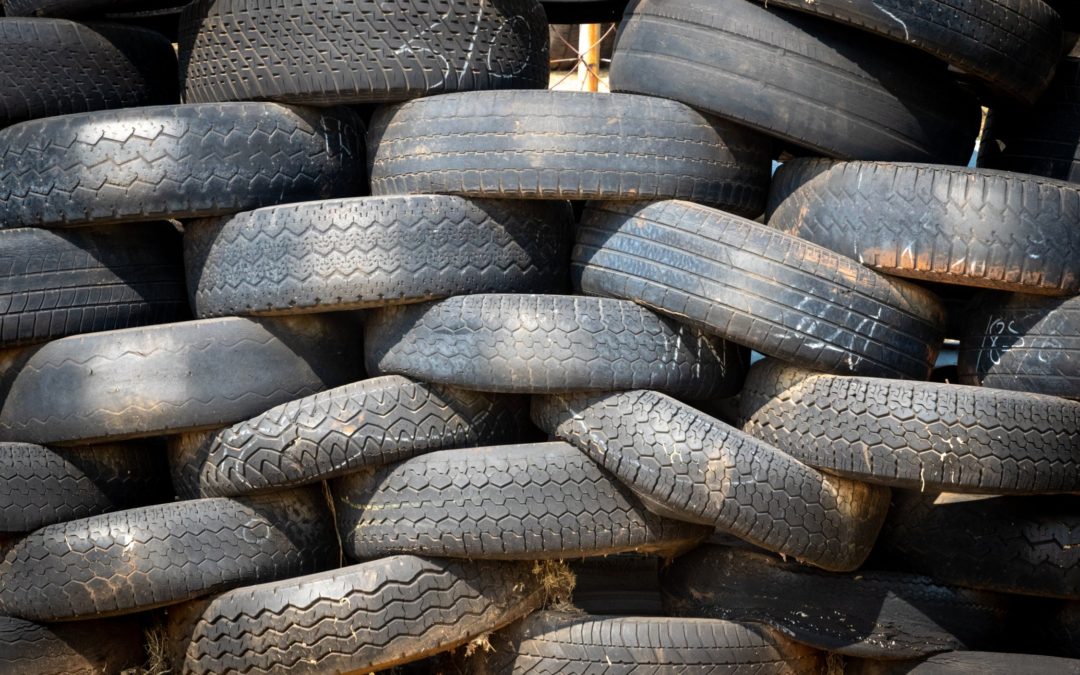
739 358 1080 494
532 391 890 572
845 652 1080 675
661 545 1010 659
333 442 711 561
367 91 774 215
0 487 337 621
0 103 365 229
178 0 549 105
610 0 980 163
576 200 946 380
0 315 364 445
767 160 1080 295
364 294 742 399
173 555 546 675
169 376 529 498
0 616 145 675
185 196 572 318
0 19 176 127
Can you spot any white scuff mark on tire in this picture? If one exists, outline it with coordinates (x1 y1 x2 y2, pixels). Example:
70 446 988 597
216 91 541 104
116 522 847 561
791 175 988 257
873 4 910 41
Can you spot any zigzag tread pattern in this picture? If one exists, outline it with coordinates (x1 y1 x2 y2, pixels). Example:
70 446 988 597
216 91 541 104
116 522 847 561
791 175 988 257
0 616 144 675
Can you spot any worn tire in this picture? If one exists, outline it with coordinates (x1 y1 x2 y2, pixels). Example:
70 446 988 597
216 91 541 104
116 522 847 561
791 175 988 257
661 546 1010 659
576 200 946 380
174 555 546 675
767 159 1080 295
610 0 980 163
368 91 774 215
333 442 711 561
845 652 1080 675
4 0 185 16
739 358 1080 494
178 0 549 105
0 103 365 229
169 376 528 498
0 315 364 445
0 616 145 675
0 487 336 621
365 294 742 399
185 196 572 318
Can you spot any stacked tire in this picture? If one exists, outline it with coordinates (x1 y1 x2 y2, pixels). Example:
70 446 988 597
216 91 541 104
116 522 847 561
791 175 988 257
1 0 1078 673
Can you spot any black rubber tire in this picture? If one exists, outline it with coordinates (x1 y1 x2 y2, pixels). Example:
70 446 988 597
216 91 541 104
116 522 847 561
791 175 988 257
0 315 364 445
875 492 1080 600
185 196 572 318
0 441 170 533
609 0 980 164
845 652 1080 675
5 0 185 16
173 555 547 675
739 358 1080 495
957 292 1080 400
169 376 529 498
0 487 337 621
0 224 188 348
568 555 663 616
767 159 1080 295
333 442 711 561
661 545 1010 659
364 294 742 399
0 616 145 675
0 103 365 229
542 0 626 23
367 91 774 215
0 19 177 127
756 0 1062 104
178 0 549 106
479 612 825 674
576 200 946 380
533 391 890 572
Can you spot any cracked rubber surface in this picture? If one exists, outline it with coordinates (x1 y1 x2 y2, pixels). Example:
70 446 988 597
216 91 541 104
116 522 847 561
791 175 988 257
169 376 529 498
0 615 145 675
185 196 571 318
0 314 364 445
173 555 546 675
767 160 1080 294
0 486 337 621
576 200 945 380
610 0 980 163
365 294 742 399
0 19 177 127
661 546 1010 659
739 358 1080 494
0 441 170 533
846 652 1080 675
178 0 549 105
0 102 365 229
368 90 774 215
532 391 889 572
333 442 710 560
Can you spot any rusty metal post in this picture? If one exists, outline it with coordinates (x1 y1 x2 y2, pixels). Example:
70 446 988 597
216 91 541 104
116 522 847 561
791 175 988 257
577 23 601 92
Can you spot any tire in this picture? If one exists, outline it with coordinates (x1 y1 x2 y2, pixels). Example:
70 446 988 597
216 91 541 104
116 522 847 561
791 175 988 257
767 159 1080 295
0 19 177 127
364 294 743 399
0 616 145 675
739 358 1080 495
178 0 549 105
576 200 946 380
609 0 980 164
957 292 1080 399
333 442 711 560
542 0 626 23
568 555 662 616
479 612 824 674
0 103 365 229
875 492 1080 599
661 545 1010 659
845 652 1080 675
5 0 185 16
0 487 337 621
169 376 529 498
173 555 547 675
185 196 572 318
1 441 170 533
0 224 188 348
0 315 364 445
532 391 890 572
755 0 1062 104
367 91 774 215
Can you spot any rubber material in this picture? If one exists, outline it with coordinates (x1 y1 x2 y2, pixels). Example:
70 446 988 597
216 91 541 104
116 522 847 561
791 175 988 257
333 442 711 560
4 0 185 16
185 196 572 318
0 616 145 675
542 0 626 23
568 556 662 616
846 652 1080 675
